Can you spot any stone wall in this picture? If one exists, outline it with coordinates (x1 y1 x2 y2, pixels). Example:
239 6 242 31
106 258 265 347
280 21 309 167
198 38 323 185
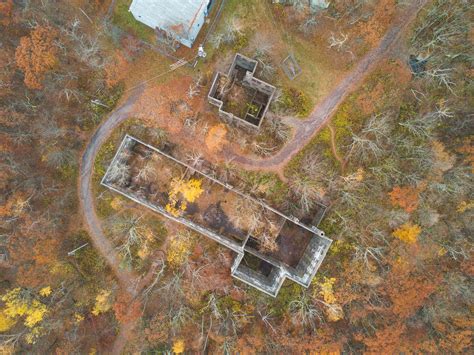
230 54 257 75
102 136 332 297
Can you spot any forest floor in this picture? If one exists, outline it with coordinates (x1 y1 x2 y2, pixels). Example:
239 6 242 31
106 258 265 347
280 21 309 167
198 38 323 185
78 1 427 352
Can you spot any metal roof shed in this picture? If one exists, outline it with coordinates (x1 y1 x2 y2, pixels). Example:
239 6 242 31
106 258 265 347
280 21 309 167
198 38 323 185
129 0 212 48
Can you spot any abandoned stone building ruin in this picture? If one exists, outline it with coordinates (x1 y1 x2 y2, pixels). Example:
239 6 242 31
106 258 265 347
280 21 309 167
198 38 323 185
102 135 332 297
208 53 276 130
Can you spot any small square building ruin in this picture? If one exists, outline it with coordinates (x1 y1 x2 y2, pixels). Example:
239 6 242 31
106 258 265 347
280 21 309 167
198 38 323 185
208 53 276 129
102 135 332 297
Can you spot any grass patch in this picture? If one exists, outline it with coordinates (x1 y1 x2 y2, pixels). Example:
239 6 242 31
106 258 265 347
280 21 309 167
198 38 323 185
286 60 408 177
94 140 117 185
71 230 108 279
96 190 116 219
236 170 288 205
83 83 124 130
112 0 155 42
285 125 339 178
275 87 312 117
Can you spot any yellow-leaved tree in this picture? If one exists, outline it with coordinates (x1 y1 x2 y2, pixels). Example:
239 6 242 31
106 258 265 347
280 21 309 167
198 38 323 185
0 287 50 343
172 339 185 354
457 200 474 213
92 290 113 316
316 277 344 322
166 232 194 268
165 177 203 217
0 310 16 332
393 223 421 244
1 288 48 328
39 286 51 297
319 277 337 304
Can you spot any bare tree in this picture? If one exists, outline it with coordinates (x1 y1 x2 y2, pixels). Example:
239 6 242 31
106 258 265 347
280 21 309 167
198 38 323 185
186 151 204 170
168 305 193 334
354 246 385 269
110 214 148 263
399 112 440 139
299 16 318 36
62 18 105 69
107 160 131 186
251 140 277 156
44 148 75 169
348 133 384 162
135 158 157 183
292 0 308 14
289 174 321 214
257 57 276 80
188 74 203 98
209 17 243 49
288 291 322 330
424 67 456 93
328 32 348 51
252 34 274 59
263 114 291 143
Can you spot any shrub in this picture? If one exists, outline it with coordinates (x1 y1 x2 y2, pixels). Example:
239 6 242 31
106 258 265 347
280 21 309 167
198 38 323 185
277 87 312 117
233 32 249 51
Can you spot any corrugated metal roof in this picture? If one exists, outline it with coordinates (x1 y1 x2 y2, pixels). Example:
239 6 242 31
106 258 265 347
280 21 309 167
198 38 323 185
129 0 210 48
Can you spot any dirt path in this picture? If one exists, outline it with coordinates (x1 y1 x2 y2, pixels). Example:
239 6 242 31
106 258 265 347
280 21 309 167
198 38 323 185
226 0 426 175
79 87 143 292
106 0 117 19
79 86 144 354
327 123 345 173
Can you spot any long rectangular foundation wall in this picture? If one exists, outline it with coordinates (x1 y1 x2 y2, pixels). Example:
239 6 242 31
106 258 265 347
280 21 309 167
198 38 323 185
101 135 332 296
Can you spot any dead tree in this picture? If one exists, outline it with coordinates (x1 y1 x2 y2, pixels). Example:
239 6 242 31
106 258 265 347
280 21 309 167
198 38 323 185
111 214 148 263
288 291 322 331
290 174 321 214
299 16 317 36
107 160 131 186
328 32 348 51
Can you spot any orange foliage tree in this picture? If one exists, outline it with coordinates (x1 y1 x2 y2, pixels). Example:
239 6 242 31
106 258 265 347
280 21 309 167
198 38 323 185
15 25 58 89
437 316 473 353
388 273 438 318
0 0 13 26
357 322 406 353
104 51 127 88
112 293 141 323
389 186 419 213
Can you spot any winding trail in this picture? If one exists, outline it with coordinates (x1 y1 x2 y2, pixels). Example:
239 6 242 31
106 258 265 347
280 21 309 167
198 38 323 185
79 86 144 292
78 1 426 352
79 86 144 354
227 0 426 174
328 123 346 173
